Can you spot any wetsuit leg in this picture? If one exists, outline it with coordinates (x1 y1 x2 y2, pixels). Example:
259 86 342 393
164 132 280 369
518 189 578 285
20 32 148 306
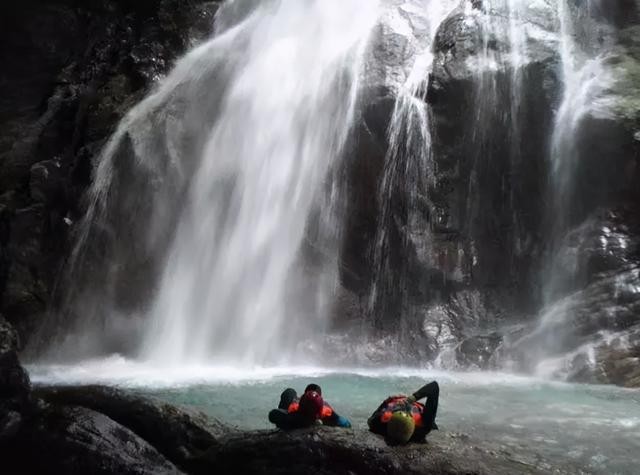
269 388 299 429
269 408 290 428
278 388 297 410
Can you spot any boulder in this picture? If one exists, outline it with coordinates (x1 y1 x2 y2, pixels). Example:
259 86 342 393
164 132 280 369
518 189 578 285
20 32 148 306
503 265 640 384
3 404 180 475
35 385 228 471
547 206 640 299
193 426 551 475
454 333 503 370
565 324 640 388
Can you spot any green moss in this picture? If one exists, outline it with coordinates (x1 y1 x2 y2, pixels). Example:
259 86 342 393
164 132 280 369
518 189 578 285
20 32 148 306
606 27 640 134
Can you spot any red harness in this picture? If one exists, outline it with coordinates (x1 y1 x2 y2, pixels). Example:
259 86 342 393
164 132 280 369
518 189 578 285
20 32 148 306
287 401 334 418
379 396 424 427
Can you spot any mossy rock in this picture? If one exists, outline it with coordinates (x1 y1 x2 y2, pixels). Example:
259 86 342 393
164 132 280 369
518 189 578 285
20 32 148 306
605 25 640 135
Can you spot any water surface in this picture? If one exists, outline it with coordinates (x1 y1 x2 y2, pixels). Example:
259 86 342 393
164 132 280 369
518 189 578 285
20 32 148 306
30 359 640 474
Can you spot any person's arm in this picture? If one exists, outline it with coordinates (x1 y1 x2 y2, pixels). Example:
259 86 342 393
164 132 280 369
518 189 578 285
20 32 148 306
323 410 351 428
411 381 439 434
321 403 351 428
411 381 439 402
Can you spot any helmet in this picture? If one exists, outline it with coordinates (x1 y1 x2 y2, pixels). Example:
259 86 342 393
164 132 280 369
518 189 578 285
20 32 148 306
387 411 415 444
298 390 324 420
304 383 322 396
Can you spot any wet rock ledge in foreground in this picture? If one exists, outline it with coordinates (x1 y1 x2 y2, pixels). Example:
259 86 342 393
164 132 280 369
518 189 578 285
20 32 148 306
0 383 559 475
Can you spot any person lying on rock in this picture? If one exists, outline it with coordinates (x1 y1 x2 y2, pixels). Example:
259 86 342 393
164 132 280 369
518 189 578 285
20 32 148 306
367 380 439 445
268 383 351 430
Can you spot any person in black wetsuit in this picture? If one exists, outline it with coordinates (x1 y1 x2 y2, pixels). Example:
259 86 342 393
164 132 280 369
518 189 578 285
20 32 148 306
368 381 439 444
268 383 351 430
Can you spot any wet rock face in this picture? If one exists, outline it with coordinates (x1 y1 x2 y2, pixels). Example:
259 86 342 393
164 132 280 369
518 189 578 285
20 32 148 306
427 2 559 306
454 333 502 370
335 0 640 381
549 206 640 299
339 0 437 303
493 205 640 387
499 263 640 385
0 0 219 342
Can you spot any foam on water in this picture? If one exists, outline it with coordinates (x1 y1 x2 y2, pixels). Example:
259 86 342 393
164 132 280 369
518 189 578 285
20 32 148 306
29 357 549 388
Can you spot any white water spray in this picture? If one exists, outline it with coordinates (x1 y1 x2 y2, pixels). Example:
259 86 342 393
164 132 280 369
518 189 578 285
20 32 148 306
140 0 381 365
549 0 615 232
58 0 382 366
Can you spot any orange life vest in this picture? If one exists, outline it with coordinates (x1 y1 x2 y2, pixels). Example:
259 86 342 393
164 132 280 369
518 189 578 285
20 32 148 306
287 401 334 418
379 396 424 427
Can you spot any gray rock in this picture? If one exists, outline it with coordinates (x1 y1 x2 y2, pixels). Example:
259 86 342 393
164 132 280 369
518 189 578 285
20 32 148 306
503 265 640 384
35 385 229 471
29 159 65 204
455 333 503 370
193 425 555 475
4 404 180 475
361 0 436 98
0 317 19 356
548 206 640 299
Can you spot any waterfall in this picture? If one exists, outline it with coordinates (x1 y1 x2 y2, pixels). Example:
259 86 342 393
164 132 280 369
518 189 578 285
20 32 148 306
368 0 458 327
467 0 531 264
142 0 383 365
57 0 381 365
542 0 616 304
515 0 620 376
37 0 636 382
549 0 615 239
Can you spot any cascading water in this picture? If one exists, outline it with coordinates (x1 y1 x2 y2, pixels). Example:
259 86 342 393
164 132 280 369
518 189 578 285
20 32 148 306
23 2 640 470
55 0 382 366
34 0 637 386
368 0 459 328
466 0 531 271
141 0 381 366
522 1 620 374
548 0 615 243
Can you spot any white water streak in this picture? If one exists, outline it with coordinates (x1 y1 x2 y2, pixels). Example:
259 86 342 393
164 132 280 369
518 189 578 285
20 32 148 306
369 0 458 315
141 0 381 365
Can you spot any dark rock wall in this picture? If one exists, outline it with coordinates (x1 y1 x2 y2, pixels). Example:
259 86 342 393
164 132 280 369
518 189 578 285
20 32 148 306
0 0 219 343
333 0 640 384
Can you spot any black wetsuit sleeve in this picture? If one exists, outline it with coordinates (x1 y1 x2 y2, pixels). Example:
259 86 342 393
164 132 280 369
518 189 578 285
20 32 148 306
320 403 351 428
321 411 340 427
412 381 439 402
411 381 439 439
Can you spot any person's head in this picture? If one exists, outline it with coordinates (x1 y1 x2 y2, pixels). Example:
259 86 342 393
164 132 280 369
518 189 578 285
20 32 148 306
304 383 322 396
298 390 324 421
387 411 415 445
